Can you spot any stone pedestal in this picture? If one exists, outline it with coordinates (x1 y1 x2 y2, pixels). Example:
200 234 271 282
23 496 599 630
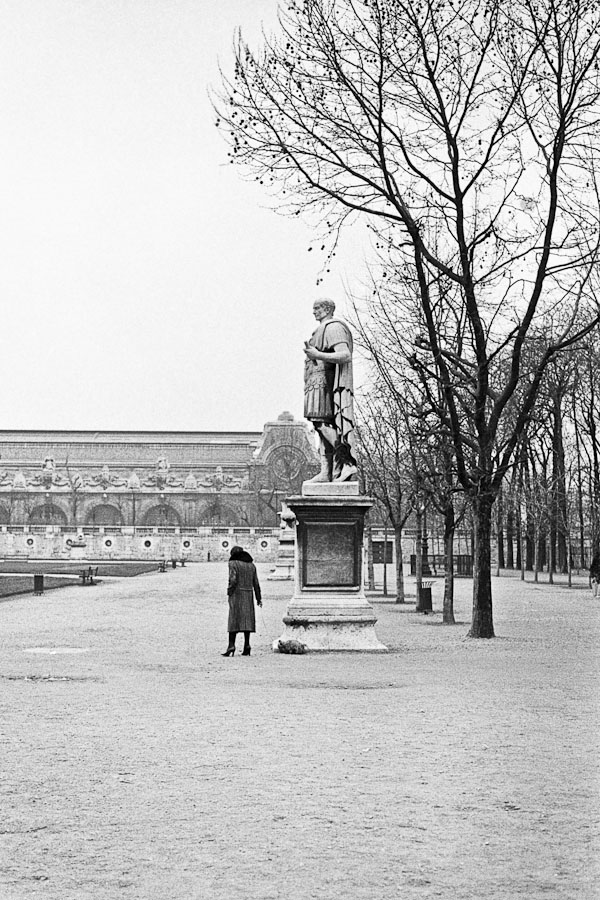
273 483 387 652
267 528 295 580
268 503 296 581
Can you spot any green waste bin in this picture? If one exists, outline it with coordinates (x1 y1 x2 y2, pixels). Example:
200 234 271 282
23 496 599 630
34 574 44 595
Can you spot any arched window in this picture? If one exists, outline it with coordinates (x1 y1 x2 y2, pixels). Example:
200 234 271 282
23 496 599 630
29 504 68 525
197 500 242 527
85 505 123 526
140 505 181 526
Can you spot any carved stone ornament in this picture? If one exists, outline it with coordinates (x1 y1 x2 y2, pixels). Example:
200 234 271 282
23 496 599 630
184 472 198 491
127 472 141 490
269 445 305 483
198 466 242 492
12 471 27 490
91 465 127 489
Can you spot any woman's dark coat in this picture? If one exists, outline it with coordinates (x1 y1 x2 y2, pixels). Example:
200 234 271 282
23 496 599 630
227 551 262 632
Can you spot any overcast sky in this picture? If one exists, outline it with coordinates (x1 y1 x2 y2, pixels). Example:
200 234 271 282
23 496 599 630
0 0 369 433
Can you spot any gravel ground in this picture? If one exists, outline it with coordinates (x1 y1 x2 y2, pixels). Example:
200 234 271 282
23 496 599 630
0 563 598 900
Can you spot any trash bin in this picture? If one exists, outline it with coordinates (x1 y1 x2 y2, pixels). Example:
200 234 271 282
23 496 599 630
417 582 433 613
33 574 44 595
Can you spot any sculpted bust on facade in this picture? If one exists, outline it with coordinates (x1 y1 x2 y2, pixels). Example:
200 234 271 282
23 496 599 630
303 298 357 482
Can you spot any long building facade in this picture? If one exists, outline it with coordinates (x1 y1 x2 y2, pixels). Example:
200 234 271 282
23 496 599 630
0 412 319 561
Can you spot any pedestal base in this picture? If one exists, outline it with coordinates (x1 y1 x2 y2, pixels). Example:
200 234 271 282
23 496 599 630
273 490 387 652
274 616 386 651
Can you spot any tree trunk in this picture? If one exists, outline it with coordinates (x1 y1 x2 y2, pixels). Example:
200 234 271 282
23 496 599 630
422 507 431 576
520 511 526 582
506 507 514 569
539 532 547 572
552 396 568 574
526 514 535 571
469 493 495 638
443 505 456 625
395 525 405 603
366 525 375 591
382 523 389 597
515 511 522 571
415 507 423 608
496 488 505 570
573 403 586 569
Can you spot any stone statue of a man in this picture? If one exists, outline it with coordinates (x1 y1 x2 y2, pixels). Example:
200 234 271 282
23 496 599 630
303 298 357 482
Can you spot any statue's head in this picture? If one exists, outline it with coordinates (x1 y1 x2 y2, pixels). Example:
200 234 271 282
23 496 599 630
313 297 335 318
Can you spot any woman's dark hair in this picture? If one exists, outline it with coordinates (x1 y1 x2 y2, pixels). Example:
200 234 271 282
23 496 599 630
230 545 253 563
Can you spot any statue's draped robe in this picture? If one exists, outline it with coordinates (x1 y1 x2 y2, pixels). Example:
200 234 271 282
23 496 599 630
304 318 356 461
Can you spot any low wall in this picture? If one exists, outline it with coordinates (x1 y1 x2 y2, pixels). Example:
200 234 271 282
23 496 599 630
0 526 279 563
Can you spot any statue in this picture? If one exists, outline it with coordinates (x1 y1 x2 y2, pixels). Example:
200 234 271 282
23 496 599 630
155 457 170 489
41 457 56 488
303 298 357 482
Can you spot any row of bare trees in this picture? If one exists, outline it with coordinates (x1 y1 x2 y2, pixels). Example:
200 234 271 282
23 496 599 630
355 325 600 607
495 336 600 581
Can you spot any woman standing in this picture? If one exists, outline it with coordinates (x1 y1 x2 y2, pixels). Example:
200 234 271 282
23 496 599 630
222 545 262 656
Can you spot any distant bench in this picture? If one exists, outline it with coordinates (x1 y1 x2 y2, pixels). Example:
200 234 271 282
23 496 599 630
158 559 186 572
80 566 98 585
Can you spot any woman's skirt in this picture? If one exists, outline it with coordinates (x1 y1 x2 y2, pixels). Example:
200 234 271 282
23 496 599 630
227 590 256 632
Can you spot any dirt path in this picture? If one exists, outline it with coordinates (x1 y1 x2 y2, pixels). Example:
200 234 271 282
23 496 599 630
0 565 598 899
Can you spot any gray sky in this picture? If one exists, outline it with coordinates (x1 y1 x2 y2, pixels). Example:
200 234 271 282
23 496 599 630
0 0 367 432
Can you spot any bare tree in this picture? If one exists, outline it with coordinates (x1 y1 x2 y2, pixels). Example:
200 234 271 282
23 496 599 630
570 337 600 556
217 0 600 636
352 258 467 622
355 388 413 602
